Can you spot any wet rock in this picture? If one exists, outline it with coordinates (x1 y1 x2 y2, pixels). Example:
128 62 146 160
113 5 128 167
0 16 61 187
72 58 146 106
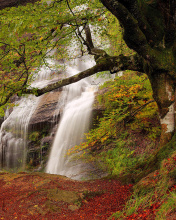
26 87 106 171
29 90 62 131
41 136 53 147
27 136 52 169
27 89 62 168
93 87 107 111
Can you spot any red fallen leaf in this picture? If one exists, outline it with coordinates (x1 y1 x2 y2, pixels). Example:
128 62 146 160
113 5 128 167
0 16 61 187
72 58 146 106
0 174 133 219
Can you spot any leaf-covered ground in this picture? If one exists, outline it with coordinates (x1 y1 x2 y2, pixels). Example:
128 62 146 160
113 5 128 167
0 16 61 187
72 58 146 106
0 167 176 219
0 172 132 219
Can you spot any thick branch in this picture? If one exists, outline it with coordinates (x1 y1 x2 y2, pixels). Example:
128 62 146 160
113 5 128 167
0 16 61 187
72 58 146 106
23 54 144 97
84 24 95 50
118 0 157 45
100 0 154 61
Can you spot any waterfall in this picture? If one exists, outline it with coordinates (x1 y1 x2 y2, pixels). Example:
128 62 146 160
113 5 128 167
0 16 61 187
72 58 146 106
0 46 105 178
46 56 96 179
0 96 39 170
0 51 96 176
0 59 58 171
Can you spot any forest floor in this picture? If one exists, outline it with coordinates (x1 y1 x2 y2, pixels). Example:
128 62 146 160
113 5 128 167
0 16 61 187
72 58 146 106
0 172 133 220
0 168 176 219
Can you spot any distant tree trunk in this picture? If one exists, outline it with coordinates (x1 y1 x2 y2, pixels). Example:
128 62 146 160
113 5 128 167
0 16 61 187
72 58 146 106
148 72 175 146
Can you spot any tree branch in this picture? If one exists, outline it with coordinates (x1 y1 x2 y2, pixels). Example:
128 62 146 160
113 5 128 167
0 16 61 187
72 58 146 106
84 24 95 50
23 54 144 97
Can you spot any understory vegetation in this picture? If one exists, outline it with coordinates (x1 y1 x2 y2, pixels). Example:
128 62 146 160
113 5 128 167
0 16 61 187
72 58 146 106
68 71 176 219
69 71 160 175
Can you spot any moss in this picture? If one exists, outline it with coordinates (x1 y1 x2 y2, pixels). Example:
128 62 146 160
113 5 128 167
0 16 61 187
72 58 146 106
29 131 40 142
47 188 80 203
134 134 176 182
114 133 176 185
45 200 61 213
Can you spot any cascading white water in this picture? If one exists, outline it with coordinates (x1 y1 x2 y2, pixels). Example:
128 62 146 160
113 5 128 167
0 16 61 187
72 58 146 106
0 59 58 171
0 96 39 170
46 56 96 179
0 49 97 175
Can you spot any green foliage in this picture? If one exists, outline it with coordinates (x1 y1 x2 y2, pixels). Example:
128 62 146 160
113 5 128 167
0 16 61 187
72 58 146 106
29 131 40 142
99 140 140 176
156 191 176 220
105 13 134 56
68 71 160 176
0 0 110 105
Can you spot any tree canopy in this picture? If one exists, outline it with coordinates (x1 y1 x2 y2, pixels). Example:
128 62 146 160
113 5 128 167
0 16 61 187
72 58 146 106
0 0 140 105
0 0 176 145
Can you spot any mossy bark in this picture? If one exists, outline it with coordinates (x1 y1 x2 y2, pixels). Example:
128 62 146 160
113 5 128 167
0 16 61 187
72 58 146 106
23 54 143 97
131 72 176 182
148 72 175 146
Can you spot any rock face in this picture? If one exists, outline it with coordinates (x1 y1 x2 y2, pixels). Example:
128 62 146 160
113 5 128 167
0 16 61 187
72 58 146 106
27 87 105 171
27 89 63 169
91 88 107 129
29 89 62 131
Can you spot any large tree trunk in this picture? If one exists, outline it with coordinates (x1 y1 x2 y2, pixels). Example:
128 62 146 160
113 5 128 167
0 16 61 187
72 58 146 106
148 72 175 146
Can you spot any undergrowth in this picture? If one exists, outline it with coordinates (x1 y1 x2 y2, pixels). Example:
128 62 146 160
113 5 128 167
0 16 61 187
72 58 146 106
67 71 176 219
111 152 176 219
68 71 160 177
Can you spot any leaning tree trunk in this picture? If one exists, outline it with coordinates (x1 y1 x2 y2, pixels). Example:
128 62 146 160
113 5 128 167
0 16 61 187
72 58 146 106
148 72 175 146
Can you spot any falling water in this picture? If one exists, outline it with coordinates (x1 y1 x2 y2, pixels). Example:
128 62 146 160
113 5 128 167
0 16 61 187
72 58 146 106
0 59 58 171
46 56 96 179
0 96 39 170
0 48 106 177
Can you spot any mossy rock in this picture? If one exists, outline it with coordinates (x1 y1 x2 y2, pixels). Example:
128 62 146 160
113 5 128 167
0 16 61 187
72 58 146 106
134 170 161 195
45 200 61 213
29 131 40 142
133 134 176 182
47 188 80 203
